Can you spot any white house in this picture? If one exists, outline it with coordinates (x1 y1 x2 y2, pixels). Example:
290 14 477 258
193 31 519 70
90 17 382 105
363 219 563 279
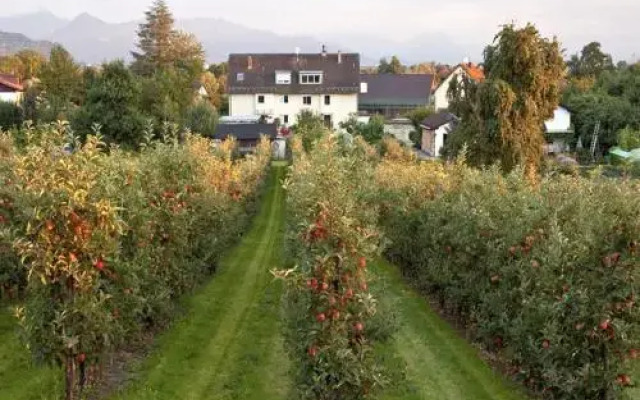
0 74 24 104
433 63 485 111
544 106 573 154
420 111 459 157
227 50 360 129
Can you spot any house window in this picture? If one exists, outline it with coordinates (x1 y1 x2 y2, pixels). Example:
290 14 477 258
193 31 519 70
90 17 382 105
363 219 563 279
282 95 289 104
237 72 244 82
303 96 312 105
360 82 368 93
284 115 289 124
258 95 265 104
300 71 323 84
324 95 331 105
276 71 291 85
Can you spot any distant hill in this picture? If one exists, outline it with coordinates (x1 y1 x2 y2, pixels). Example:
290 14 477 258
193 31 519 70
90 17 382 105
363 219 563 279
0 31 55 57
0 11 473 65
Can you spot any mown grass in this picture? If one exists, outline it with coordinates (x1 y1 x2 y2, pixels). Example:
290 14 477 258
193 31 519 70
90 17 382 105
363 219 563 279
110 164 290 400
0 303 62 400
371 259 529 400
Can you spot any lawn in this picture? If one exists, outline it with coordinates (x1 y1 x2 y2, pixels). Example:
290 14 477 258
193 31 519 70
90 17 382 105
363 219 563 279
372 259 529 400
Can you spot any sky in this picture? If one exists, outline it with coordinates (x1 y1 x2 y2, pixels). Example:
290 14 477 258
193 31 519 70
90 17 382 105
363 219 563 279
2 0 639 61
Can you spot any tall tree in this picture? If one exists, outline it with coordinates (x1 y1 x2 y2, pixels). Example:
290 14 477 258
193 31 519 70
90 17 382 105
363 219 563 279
39 45 82 121
445 24 565 182
132 0 177 75
567 42 614 78
377 56 404 74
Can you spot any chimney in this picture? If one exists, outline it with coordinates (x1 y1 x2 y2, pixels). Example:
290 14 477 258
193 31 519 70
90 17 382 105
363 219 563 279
338 50 342 64
295 47 300 63
322 44 327 57
248 55 253 70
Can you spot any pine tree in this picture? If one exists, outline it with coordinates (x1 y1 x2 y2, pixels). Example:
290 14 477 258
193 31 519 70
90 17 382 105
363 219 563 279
132 0 176 75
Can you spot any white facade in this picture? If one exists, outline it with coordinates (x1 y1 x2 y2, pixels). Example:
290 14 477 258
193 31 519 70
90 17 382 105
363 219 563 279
433 66 464 111
0 92 23 104
229 93 357 129
544 106 572 133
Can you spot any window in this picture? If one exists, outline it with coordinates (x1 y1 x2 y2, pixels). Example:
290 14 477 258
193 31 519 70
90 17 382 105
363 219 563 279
283 115 289 124
324 95 331 105
360 82 368 93
276 71 291 85
258 95 265 104
281 95 289 104
300 71 323 84
303 96 312 105
237 72 244 82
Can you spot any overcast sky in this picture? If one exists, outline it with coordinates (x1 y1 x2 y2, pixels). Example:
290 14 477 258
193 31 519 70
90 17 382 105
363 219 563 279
2 0 638 61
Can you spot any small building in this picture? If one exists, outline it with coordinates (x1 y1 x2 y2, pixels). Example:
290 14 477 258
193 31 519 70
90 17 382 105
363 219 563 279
227 48 360 129
383 117 414 147
544 106 573 154
213 122 278 154
420 111 459 157
433 63 485 111
0 74 24 104
358 74 434 119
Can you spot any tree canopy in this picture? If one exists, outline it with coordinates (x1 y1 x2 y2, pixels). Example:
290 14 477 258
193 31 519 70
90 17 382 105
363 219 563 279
377 56 404 74
567 42 614 79
444 24 565 181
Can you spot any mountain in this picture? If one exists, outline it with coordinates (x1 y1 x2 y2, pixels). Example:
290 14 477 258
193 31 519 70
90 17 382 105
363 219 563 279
0 11 67 40
0 31 55 57
0 11 473 65
49 13 138 64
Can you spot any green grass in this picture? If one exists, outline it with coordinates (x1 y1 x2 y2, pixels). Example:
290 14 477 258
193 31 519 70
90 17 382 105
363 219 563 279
111 164 290 400
371 259 529 400
0 303 62 400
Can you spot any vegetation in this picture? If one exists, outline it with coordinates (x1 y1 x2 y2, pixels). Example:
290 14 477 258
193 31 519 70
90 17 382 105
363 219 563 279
1 123 271 399
281 133 387 399
376 156 640 399
445 24 565 182
340 114 387 145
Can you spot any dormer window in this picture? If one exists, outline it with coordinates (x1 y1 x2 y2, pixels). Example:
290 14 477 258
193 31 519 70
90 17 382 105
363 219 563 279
300 71 323 84
237 72 245 82
276 70 291 85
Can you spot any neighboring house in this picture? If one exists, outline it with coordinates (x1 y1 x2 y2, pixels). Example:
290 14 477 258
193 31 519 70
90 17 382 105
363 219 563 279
213 122 278 154
192 81 210 101
383 117 414 146
544 106 573 154
433 63 485 111
420 111 459 157
227 49 360 129
0 73 24 104
358 74 434 118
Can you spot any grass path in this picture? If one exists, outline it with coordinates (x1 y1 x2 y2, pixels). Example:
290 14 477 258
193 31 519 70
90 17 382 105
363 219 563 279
111 164 289 400
372 259 529 400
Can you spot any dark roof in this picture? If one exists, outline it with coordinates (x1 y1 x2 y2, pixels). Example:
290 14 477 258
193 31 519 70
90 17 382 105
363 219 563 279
228 53 360 95
420 111 458 130
0 74 22 91
213 123 278 141
359 74 433 107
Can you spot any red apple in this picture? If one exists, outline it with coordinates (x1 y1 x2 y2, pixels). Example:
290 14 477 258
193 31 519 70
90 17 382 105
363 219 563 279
358 257 367 269
316 313 326 323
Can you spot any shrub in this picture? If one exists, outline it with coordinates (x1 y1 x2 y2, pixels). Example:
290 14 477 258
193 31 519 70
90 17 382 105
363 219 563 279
0 101 23 129
183 101 218 137
281 135 385 399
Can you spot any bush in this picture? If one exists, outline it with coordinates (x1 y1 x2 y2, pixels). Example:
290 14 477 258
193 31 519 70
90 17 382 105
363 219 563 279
281 136 386 399
183 101 218 136
0 101 23 129
4 123 271 398
376 158 640 399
